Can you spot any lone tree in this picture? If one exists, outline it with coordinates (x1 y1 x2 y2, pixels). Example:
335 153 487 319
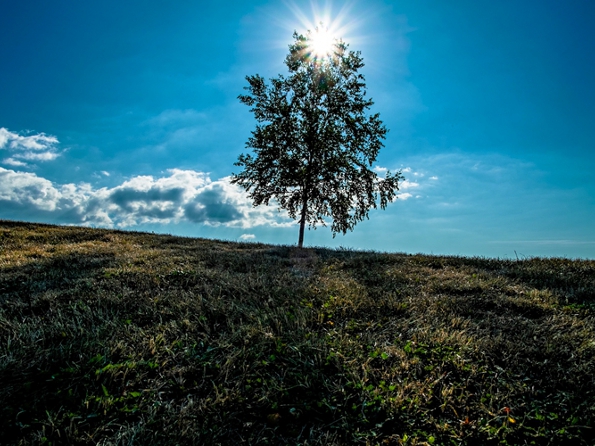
232 27 403 248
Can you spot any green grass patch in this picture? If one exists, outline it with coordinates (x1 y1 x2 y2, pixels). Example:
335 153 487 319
1 220 594 444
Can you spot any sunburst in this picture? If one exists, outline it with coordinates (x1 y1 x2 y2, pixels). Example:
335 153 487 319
309 25 336 58
280 1 362 56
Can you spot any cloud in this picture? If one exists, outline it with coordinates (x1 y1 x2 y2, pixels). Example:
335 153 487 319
397 192 413 200
0 167 293 229
184 184 243 224
0 127 62 167
375 165 426 197
0 168 62 211
3 158 28 167
400 180 419 190
240 234 256 240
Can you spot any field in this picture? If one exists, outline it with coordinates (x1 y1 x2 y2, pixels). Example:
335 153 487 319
1 220 594 445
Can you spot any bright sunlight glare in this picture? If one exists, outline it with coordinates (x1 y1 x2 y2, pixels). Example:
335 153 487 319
279 1 363 56
310 27 336 58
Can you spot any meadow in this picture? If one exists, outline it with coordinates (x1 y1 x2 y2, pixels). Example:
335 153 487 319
1 220 594 445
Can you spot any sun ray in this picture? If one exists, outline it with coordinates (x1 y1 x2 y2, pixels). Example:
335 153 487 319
281 0 362 51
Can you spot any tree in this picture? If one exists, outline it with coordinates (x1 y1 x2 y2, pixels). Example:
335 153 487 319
232 27 404 248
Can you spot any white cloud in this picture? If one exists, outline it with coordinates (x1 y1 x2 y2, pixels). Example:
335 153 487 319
402 167 412 173
373 165 388 174
0 128 58 151
0 127 62 166
240 234 256 240
0 167 294 229
400 180 419 190
430 176 438 180
18 151 60 161
3 158 28 167
0 168 62 211
397 192 413 200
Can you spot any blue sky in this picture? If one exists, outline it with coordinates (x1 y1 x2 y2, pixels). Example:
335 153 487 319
1 0 594 258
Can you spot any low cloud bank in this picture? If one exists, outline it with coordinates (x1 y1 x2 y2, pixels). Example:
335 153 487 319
0 167 294 229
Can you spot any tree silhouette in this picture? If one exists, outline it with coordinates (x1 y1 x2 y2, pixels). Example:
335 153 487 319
232 27 403 248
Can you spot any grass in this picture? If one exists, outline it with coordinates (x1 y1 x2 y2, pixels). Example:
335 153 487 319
1 219 594 445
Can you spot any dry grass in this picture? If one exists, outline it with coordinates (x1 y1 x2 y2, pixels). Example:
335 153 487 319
0 220 594 445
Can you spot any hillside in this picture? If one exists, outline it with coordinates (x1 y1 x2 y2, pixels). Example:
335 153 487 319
1 220 594 445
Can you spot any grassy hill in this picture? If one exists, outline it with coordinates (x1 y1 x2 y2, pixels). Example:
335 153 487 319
1 220 594 445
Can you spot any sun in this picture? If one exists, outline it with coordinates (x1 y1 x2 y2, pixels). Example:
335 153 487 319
281 1 361 58
309 26 336 58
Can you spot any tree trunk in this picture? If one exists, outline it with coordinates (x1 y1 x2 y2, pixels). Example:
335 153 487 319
297 193 308 248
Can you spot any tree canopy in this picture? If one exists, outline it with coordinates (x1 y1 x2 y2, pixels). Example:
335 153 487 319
232 27 403 247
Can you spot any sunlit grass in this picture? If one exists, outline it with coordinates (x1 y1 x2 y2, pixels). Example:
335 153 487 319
1 220 594 444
